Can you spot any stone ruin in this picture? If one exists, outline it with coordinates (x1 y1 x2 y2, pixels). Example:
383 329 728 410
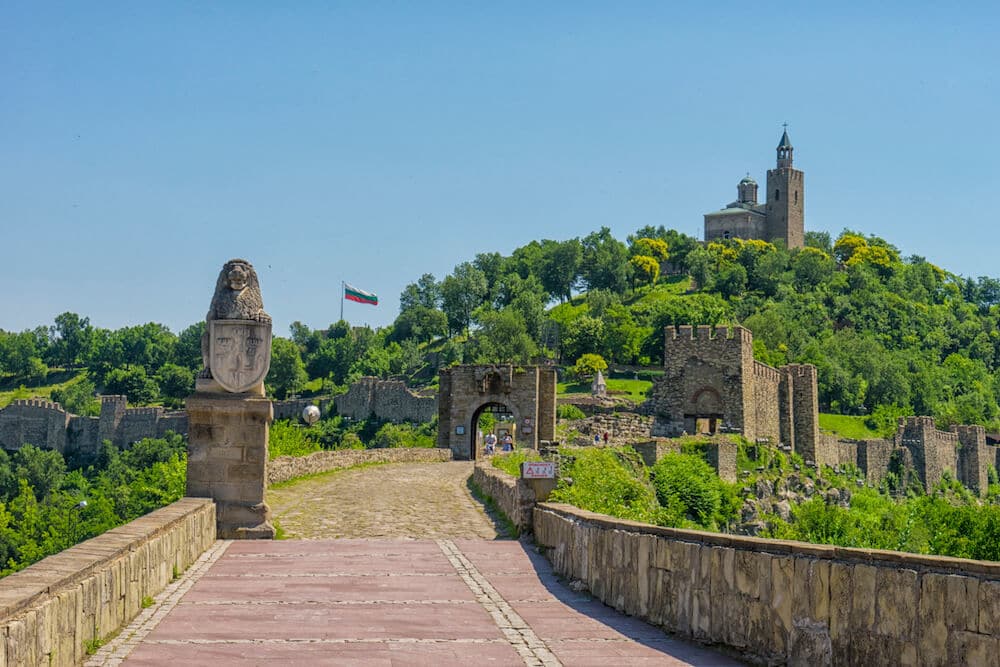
0 395 187 459
644 323 1000 495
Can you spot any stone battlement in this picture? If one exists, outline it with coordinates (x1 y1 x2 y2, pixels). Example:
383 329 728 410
752 360 782 383
10 399 65 412
667 324 752 344
125 407 164 417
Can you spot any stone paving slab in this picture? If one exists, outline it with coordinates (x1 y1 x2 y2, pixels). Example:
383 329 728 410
108 538 742 666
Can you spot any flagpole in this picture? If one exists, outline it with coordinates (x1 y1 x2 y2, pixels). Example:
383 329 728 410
340 281 344 323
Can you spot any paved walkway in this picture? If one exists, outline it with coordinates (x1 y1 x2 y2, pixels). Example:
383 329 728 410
92 462 742 666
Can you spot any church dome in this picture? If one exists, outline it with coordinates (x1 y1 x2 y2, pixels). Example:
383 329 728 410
739 175 757 185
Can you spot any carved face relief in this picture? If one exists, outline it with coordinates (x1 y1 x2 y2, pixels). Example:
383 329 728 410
228 265 249 292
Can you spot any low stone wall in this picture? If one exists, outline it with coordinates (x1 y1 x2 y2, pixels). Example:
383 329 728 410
472 462 536 532
268 447 453 484
0 497 216 666
533 502 1000 666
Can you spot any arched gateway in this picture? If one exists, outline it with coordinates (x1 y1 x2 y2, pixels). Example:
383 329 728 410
437 365 557 460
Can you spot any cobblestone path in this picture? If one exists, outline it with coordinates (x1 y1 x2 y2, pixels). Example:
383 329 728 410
94 461 742 666
267 461 504 539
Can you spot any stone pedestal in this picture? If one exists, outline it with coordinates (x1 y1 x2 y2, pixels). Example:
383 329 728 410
186 393 275 539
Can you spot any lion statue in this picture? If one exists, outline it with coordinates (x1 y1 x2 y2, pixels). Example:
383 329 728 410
201 259 271 378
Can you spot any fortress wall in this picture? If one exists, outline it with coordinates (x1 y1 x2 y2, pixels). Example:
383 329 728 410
334 377 436 423
0 399 70 453
118 408 164 447
900 417 959 490
0 498 215 666
785 364 819 462
954 425 990 495
856 439 895 485
67 416 101 460
157 413 189 438
534 502 1000 666
751 361 782 444
272 397 334 421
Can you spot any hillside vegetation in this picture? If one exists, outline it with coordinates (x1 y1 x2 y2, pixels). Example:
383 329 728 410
3 227 1000 431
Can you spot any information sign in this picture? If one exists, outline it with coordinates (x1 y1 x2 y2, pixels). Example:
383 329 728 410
521 461 556 479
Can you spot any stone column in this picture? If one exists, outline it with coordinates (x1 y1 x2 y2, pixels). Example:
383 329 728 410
186 393 275 539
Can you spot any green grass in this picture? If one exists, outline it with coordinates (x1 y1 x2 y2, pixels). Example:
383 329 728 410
557 378 652 402
818 413 880 440
0 369 87 409
625 275 693 304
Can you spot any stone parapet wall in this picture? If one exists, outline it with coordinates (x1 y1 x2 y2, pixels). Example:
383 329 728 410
533 502 1000 666
472 462 536 532
0 497 216 666
268 447 452 485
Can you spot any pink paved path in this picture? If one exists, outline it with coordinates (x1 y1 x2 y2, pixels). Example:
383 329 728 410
101 538 742 666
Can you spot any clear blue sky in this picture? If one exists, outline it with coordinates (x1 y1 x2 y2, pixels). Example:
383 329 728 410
3 2 998 336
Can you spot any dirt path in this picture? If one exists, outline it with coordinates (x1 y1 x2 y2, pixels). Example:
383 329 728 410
267 461 506 539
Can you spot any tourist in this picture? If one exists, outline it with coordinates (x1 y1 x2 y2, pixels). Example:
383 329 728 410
484 432 497 455
501 433 513 452
594 433 601 445
602 431 609 444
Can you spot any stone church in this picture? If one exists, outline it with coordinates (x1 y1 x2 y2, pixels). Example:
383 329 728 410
703 129 804 249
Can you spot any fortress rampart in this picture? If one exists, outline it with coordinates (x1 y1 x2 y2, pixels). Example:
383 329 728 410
648 325 818 458
334 376 437 423
0 395 189 459
647 324 998 495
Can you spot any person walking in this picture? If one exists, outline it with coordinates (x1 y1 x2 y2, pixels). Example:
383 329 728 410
484 432 497 455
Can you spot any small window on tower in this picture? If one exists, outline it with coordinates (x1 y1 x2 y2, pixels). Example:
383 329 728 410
774 189 780 201
795 191 798 204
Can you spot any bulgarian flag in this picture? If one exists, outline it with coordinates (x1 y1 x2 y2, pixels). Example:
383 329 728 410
344 283 378 306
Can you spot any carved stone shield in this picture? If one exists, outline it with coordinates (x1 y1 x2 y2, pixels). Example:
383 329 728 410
208 319 272 393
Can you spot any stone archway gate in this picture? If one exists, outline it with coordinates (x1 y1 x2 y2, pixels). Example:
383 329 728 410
437 364 557 460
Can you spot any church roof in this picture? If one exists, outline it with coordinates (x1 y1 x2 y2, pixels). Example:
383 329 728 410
777 130 793 149
705 206 765 218
740 175 757 185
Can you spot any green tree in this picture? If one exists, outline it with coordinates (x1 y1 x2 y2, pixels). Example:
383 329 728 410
267 338 308 399
441 262 488 335
573 353 608 379
581 227 632 294
104 366 159 404
48 312 93 368
156 364 195 407
471 309 536 364
51 378 99 416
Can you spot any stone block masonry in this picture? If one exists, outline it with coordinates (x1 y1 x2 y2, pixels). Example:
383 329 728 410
334 376 436 423
534 502 1000 666
472 461 539 533
647 325 818 458
186 394 274 539
0 497 215 666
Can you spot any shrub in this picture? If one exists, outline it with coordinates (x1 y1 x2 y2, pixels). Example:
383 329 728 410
650 453 723 529
268 420 321 459
556 404 586 420
550 447 662 524
491 448 541 477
